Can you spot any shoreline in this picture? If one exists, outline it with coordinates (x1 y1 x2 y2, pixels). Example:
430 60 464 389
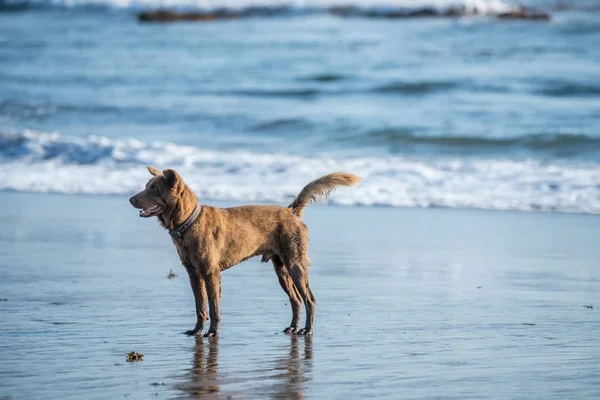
3 190 600 219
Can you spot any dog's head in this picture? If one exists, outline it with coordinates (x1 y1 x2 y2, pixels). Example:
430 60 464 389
129 166 184 218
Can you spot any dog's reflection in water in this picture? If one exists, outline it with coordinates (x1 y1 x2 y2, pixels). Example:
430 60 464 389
176 338 220 398
177 336 313 399
272 335 313 400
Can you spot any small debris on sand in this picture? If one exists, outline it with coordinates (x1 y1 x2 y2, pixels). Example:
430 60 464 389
167 269 178 279
150 382 166 386
477 286 482 289
0 298 7 301
126 351 144 362
583 305 593 309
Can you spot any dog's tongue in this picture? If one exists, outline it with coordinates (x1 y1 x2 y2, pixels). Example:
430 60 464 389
139 204 159 217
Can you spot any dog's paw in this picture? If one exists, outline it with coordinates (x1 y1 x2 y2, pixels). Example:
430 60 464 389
296 328 313 336
283 327 298 334
183 329 202 336
203 331 218 338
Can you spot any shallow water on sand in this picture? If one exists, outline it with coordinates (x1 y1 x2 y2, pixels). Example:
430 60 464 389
0 192 599 399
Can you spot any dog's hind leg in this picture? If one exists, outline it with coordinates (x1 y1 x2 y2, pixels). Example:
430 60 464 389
289 264 316 336
273 255 302 334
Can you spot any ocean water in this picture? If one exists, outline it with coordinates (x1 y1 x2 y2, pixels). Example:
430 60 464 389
1 0 600 213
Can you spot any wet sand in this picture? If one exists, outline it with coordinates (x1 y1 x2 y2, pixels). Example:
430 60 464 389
0 192 599 399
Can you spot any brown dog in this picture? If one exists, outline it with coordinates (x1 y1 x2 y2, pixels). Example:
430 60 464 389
129 166 359 336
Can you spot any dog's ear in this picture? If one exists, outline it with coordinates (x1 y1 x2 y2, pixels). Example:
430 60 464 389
147 165 162 176
163 169 180 189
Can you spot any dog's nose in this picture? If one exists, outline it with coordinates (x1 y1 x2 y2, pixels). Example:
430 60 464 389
129 197 136 205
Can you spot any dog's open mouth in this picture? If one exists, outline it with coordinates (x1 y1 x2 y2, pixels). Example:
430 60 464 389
139 204 163 218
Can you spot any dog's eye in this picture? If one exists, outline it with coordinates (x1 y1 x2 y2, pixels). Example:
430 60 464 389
151 185 158 192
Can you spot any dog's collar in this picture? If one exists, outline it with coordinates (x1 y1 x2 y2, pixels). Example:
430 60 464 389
169 203 201 238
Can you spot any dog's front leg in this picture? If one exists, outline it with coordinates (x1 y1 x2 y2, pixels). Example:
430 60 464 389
184 266 208 336
203 270 221 338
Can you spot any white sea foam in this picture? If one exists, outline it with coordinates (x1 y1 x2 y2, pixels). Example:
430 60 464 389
3 0 521 14
1 130 599 214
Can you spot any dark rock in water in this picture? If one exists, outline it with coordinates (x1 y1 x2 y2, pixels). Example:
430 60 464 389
138 6 295 22
329 6 441 19
138 9 240 23
497 10 551 21
137 6 551 23
385 8 439 18
329 6 551 21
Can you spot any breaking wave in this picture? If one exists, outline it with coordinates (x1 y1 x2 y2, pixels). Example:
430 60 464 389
1 130 600 214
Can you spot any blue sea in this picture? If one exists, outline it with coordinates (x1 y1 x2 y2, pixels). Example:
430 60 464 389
2 4 600 399
1 0 599 213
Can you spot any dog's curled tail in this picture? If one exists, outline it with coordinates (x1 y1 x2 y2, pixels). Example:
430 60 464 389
289 172 360 217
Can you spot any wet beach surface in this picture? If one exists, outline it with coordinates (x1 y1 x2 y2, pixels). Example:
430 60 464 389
0 192 599 399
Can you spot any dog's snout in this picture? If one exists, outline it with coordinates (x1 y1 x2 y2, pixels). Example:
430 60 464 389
129 196 136 206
